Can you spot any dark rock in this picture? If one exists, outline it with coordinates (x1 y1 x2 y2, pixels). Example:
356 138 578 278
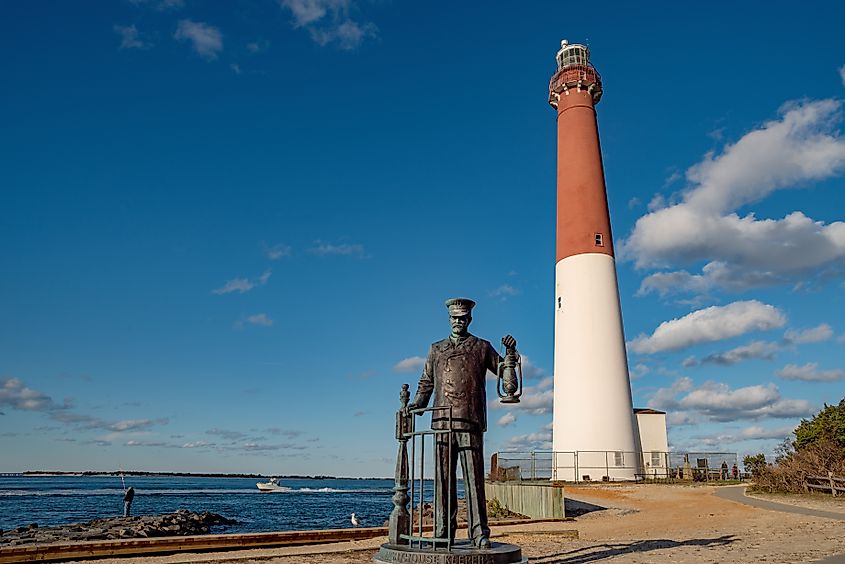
0 511 238 547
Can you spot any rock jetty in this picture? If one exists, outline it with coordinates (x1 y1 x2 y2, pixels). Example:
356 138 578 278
0 509 237 547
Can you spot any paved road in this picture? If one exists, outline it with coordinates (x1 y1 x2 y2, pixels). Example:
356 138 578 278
715 485 845 563
714 485 845 521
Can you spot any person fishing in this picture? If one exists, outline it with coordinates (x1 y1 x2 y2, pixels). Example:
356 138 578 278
123 485 135 517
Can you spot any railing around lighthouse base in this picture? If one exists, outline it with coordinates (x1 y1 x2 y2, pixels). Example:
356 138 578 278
491 451 740 483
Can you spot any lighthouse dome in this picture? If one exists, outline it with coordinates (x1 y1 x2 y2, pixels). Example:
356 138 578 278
556 41 590 70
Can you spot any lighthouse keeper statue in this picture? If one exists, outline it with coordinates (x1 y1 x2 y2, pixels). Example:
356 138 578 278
407 298 520 548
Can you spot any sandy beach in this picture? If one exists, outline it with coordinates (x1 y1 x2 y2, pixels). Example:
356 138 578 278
47 483 845 564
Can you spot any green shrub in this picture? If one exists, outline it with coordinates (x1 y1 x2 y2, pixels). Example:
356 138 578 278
749 398 845 493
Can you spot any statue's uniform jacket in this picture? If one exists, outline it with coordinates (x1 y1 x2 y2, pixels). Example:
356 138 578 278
412 334 503 432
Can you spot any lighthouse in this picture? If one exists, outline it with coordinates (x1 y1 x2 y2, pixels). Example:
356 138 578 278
548 40 638 481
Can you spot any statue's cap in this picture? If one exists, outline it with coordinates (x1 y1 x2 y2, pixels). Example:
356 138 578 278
445 298 476 316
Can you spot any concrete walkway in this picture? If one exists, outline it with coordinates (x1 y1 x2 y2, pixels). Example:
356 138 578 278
714 485 845 521
714 485 845 563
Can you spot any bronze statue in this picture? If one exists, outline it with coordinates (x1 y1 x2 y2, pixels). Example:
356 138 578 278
407 298 519 549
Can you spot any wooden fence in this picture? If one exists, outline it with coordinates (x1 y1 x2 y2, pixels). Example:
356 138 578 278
803 472 845 496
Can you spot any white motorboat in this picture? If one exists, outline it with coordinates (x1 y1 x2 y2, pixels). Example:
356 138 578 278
256 477 285 492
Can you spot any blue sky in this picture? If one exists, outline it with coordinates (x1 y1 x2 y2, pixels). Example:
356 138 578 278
1 1 844 476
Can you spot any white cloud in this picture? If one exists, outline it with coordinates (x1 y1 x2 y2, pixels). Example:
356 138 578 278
685 433 737 448
308 241 366 257
650 377 814 422
235 313 273 329
840 64 845 87
82 439 112 447
264 243 291 260
648 377 693 411
502 426 552 452
279 0 376 50
688 424 794 448
630 363 650 379
113 25 150 50
129 0 184 9
182 441 212 448
280 0 339 27
265 428 303 438
681 356 698 368
126 440 172 448
682 382 779 414
738 425 794 440
2 384 55 417
623 99 845 295
497 412 517 427
212 270 271 295
648 193 666 211
489 284 521 300
0 378 59 411
628 300 786 354
206 428 247 440
684 327 831 367
777 362 845 382
701 340 780 366
667 411 697 426
637 268 712 297
784 323 834 344
1 378 170 434
247 40 268 53
107 418 167 432
483 355 545 380
490 377 553 415
393 356 425 373
663 170 683 188
515 355 546 381
309 20 376 50
174 20 223 60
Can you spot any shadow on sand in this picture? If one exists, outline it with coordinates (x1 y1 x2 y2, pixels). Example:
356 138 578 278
563 498 608 517
532 535 737 563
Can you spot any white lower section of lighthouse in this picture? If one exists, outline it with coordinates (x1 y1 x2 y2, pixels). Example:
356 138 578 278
552 253 638 481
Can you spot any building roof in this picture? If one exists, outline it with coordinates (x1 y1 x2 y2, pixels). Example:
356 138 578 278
634 408 666 415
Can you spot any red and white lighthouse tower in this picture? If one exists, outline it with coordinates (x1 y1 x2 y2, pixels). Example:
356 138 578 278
548 40 638 481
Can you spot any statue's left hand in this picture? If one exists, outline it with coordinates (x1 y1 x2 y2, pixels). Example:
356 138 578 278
502 335 517 352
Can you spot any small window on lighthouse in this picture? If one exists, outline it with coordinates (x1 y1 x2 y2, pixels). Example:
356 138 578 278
594 233 604 246
614 451 624 467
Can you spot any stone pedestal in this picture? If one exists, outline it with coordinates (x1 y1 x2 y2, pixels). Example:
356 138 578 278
374 541 525 564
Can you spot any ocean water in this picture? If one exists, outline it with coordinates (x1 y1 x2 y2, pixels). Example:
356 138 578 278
0 475 456 533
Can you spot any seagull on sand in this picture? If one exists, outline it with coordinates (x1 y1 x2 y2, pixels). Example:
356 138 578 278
351 513 360 527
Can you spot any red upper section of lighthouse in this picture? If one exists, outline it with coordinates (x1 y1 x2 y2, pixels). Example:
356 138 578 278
549 64 602 108
549 41 603 109
550 41 614 263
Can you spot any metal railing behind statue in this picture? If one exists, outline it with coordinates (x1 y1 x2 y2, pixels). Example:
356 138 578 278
388 384 455 551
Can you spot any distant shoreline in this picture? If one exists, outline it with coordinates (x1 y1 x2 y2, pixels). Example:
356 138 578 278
3 471 391 480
